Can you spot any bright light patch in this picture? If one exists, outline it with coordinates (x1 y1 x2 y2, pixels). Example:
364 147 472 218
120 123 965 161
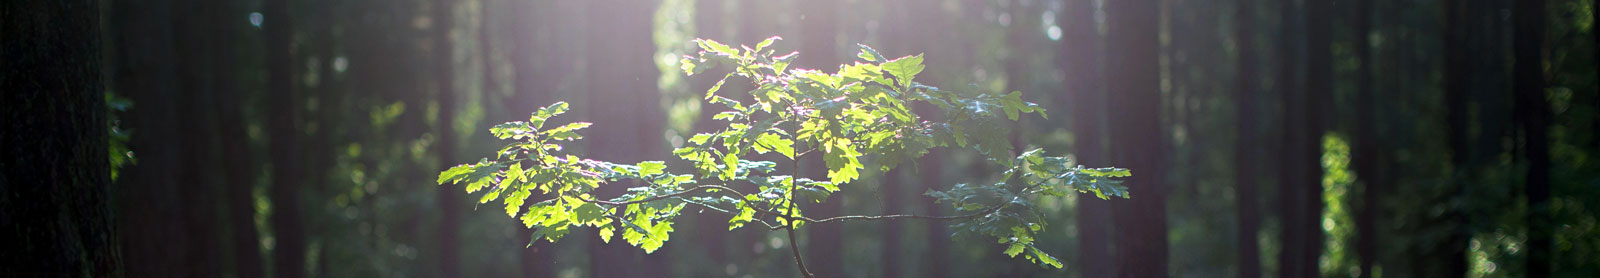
249 12 263 28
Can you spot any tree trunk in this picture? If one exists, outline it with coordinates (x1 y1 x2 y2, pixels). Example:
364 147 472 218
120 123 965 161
1105 0 1169 277
0 1 118 276
584 1 668 277
1513 0 1550 276
1061 0 1111 276
797 1 844 277
434 0 463 276
1274 0 1304 276
1233 0 1261 276
1301 0 1331 277
509 2 555 277
1352 0 1379 276
263 0 306 275
691 0 735 272
1441 0 1473 277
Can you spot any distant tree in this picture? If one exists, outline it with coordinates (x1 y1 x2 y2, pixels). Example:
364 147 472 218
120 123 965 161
1233 0 1262 276
1103 0 1170 276
263 0 308 276
1514 0 1551 276
0 0 121 275
437 38 1132 277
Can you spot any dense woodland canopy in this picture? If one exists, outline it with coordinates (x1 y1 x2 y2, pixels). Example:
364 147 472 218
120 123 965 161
3 0 1600 277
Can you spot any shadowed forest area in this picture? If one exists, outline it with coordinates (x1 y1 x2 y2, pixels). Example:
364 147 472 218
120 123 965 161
4 0 1600 277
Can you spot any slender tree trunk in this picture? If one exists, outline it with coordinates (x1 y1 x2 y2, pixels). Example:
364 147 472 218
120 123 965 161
691 0 734 271
1233 0 1261 276
1274 0 1304 276
1441 0 1473 277
1352 0 1379 276
1302 0 1332 276
509 2 554 277
1105 0 1169 277
1514 0 1550 276
0 0 119 275
585 1 667 277
797 1 844 277
434 0 462 276
210 0 264 275
264 0 306 275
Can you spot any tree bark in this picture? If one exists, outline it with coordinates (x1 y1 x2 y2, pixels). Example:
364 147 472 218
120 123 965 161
1441 0 1473 277
1105 0 1169 277
434 0 463 276
1233 0 1261 276
509 2 555 277
1274 0 1305 276
1352 0 1379 276
263 0 306 275
1300 0 1331 276
0 0 120 275
1513 0 1550 276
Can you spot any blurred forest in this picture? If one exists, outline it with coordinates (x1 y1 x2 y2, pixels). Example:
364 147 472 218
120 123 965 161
4 0 1600 277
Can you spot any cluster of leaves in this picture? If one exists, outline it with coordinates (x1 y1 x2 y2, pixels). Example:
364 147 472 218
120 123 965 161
439 37 1131 270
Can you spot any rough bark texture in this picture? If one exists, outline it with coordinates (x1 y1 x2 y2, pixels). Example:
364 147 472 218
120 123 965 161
1105 0 1170 277
1514 0 1551 276
0 0 120 275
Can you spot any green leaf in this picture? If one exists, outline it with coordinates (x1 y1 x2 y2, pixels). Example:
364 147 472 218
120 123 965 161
1004 243 1025 257
505 189 530 217
637 161 667 176
573 203 604 223
856 44 885 62
699 39 739 57
599 225 615 243
755 36 781 51
882 54 926 87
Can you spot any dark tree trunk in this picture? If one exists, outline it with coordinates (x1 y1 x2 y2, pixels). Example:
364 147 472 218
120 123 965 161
263 0 306 276
1104 0 1169 277
211 0 264 275
108 0 190 275
1301 0 1331 277
0 0 119 276
1274 0 1305 276
1352 0 1379 276
585 1 668 277
1441 0 1473 277
175 0 224 275
1513 0 1550 276
797 1 844 277
434 0 462 276
215 58 266 278
1060 0 1111 276
1233 0 1261 276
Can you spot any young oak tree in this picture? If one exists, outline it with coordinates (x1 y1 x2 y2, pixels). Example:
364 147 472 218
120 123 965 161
437 37 1132 277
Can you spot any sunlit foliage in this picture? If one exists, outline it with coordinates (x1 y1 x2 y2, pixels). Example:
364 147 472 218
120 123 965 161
439 37 1130 273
